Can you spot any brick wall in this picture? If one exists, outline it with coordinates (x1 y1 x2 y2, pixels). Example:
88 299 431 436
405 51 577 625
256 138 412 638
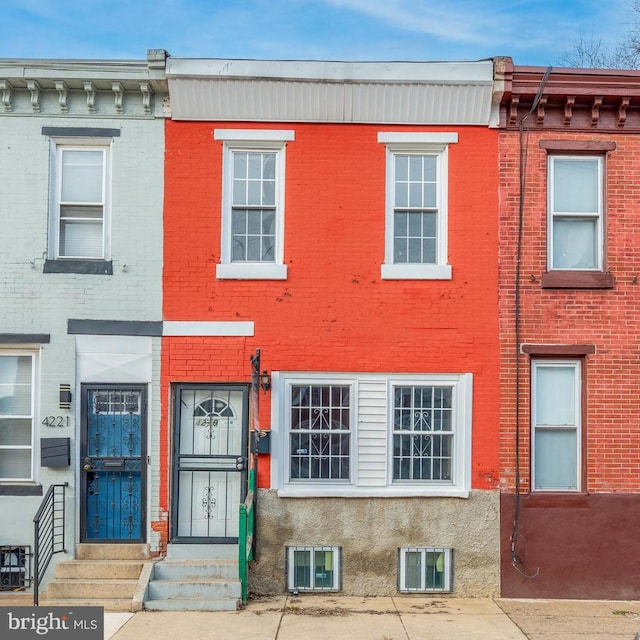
161 119 501 509
499 131 640 492
0 113 165 550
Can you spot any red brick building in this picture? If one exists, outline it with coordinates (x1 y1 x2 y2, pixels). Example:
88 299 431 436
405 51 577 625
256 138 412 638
498 62 640 598
158 58 502 596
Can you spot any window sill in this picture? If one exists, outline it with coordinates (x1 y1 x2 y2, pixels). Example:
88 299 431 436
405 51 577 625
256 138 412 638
216 263 288 280
277 486 469 498
0 484 43 496
541 271 614 289
44 259 113 275
381 264 452 280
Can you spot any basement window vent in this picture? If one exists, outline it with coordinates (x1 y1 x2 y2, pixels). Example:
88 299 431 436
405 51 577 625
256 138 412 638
0 546 31 590
398 547 452 593
287 546 341 592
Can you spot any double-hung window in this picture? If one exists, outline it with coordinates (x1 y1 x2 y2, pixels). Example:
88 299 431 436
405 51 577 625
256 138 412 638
531 359 581 491
55 147 108 259
214 129 294 280
378 132 457 280
44 128 118 275
548 155 603 271
541 141 615 289
0 353 37 482
272 372 472 497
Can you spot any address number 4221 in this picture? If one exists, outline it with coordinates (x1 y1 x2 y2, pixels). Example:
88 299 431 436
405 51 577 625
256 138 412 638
42 416 70 427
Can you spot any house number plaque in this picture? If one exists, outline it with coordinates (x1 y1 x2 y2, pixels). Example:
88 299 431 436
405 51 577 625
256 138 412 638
42 415 70 427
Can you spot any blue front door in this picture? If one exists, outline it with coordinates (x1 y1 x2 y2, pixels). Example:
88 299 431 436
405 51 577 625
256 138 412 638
81 385 146 542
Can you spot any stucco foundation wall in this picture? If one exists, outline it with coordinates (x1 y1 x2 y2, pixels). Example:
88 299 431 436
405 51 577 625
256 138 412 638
251 489 499 597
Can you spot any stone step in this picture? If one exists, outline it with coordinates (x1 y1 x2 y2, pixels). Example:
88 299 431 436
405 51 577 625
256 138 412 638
148 578 241 600
47 579 138 600
152 559 238 581
144 597 240 612
75 543 149 561
55 560 145 580
42 598 135 612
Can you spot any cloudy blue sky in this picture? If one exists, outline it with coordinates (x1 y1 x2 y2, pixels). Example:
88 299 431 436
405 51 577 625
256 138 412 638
0 0 633 66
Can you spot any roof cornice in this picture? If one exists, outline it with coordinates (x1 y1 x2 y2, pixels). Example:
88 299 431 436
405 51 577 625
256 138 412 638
0 49 168 117
499 64 640 131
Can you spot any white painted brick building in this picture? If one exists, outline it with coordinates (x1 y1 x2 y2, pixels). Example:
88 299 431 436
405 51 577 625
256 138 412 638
0 51 167 593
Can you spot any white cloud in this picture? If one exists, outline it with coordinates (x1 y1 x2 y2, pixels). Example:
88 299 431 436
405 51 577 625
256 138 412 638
321 0 514 45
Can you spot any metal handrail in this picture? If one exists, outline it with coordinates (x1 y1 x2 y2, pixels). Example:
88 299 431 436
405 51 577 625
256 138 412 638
238 468 255 604
33 483 68 606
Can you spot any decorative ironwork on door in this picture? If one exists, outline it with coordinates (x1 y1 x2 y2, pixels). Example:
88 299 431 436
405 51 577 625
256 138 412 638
81 386 146 541
172 385 248 542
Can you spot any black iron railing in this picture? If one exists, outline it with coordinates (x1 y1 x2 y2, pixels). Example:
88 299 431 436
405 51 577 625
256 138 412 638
33 483 68 606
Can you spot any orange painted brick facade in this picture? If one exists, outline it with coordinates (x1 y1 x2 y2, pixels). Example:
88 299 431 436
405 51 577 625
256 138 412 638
159 120 501 518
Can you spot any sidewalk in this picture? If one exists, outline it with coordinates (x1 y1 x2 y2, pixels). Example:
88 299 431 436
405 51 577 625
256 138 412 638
3 593 640 639
106 596 640 640
497 598 640 640
104 595 511 640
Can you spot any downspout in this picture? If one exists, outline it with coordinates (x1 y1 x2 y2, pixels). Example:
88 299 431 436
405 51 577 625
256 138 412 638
510 66 552 578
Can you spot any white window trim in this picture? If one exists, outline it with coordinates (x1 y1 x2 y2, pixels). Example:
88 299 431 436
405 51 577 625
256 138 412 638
387 376 471 491
216 263 287 280
287 546 341 592
0 350 39 483
398 547 453 593
277 375 357 489
48 138 112 261
271 371 472 498
214 129 294 280
531 359 582 492
378 132 457 281
547 155 604 272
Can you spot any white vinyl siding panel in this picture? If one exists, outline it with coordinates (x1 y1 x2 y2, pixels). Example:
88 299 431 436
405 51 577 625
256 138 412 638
356 379 388 487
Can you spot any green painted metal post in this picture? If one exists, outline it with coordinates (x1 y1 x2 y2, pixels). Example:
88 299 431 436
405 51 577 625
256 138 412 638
238 468 256 604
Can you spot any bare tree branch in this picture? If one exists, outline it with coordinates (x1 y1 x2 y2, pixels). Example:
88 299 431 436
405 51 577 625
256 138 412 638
557 4 640 69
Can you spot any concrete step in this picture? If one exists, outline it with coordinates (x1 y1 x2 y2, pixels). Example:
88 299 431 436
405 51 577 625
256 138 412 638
41 598 135 612
75 543 149 560
55 560 145 580
148 578 241 600
165 543 238 561
47 579 138 600
152 559 238 581
144 598 241 612
144 553 242 611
